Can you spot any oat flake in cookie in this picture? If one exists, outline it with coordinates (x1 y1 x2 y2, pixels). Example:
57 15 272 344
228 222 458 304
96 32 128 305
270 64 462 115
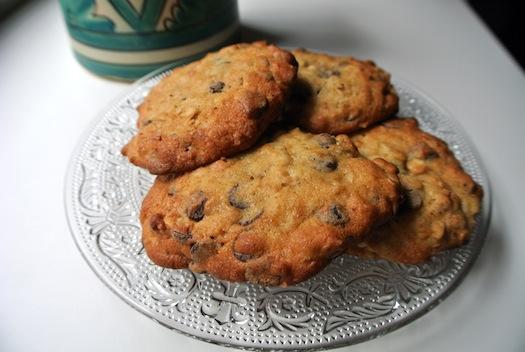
140 128 403 286
287 48 398 134
122 42 298 175
347 118 483 264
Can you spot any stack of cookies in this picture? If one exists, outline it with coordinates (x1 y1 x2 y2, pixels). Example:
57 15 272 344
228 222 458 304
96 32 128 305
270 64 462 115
122 42 482 286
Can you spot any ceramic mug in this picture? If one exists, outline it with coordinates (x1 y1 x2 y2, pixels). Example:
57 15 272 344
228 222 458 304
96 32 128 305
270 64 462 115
59 0 240 80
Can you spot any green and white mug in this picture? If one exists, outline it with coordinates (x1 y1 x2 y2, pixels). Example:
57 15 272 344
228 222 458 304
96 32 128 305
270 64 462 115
60 0 240 80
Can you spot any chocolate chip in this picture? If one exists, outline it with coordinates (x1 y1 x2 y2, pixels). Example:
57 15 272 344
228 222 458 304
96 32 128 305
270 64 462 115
190 243 199 254
470 182 483 196
190 242 217 263
171 229 191 242
233 252 254 262
318 69 341 78
239 209 263 226
315 133 337 148
409 142 439 160
405 189 423 210
149 213 166 232
425 150 439 160
318 203 348 226
313 155 338 172
232 236 260 261
186 191 207 222
209 81 225 93
228 184 249 209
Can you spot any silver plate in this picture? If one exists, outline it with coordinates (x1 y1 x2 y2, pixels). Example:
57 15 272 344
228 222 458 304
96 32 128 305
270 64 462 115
65 66 491 350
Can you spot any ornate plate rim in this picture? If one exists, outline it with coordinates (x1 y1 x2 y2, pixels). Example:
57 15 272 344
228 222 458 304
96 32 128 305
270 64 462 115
64 62 492 351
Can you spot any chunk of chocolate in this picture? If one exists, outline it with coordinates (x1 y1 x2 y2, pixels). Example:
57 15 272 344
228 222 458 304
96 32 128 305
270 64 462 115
313 155 338 172
149 213 166 232
186 191 207 221
318 203 348 226
315 133 337 148
209 81 225 93
228 184 249 209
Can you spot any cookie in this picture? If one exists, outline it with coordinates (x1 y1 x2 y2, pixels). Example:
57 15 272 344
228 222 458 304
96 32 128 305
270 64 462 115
286 48 398 134
122 42 298 175
346 118 483 264
141 128 402 285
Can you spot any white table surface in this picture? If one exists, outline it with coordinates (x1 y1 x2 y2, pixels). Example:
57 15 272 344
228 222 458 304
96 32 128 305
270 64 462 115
1 0 524 351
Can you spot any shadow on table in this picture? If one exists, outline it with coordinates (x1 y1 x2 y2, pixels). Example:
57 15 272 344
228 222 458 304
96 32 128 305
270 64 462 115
0 0 31 22
383 221 508 351
238 19 373 56
240 24 285 44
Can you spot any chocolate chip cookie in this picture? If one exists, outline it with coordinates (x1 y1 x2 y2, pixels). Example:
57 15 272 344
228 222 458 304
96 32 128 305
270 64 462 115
122 42 298 175
141 128 402 285
346 118 483 264
286 48 398 134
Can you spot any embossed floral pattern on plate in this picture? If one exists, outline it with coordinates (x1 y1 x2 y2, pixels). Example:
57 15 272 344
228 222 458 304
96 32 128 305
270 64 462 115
65 67 491 350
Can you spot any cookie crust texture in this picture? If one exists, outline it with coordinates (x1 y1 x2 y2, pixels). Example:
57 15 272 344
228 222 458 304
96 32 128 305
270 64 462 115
347 118 483 264
287 48 398 134
141 128 402 286
122 42 298 175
